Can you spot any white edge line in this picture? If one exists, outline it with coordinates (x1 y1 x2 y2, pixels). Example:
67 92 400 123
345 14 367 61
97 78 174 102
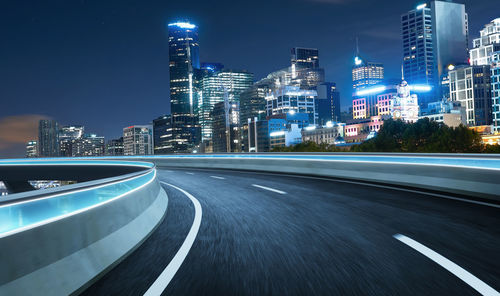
144 182 202 296
393 234 500 296
210 176 225 180
0 170 157 239
251 184 287 194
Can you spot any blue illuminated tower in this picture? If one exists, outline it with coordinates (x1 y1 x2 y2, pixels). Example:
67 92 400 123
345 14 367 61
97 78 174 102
167 21 201 153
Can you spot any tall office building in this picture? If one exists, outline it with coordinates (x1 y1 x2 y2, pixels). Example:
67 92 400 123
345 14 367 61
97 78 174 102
449 65 492 126
266 86 317 125
123 125 153 156
352 57 384 91
168 21 201 152
316 82 341 125
106 137 124 156
291 47 320 70
38 119 59 157
199 69 253 142
211 101 241 153
153 115 173 154
25 141 38 158
402 1 468 101
291 48 325 90
59 125 84 157
470 18 500 66
71 134 105 157
490 52 500 132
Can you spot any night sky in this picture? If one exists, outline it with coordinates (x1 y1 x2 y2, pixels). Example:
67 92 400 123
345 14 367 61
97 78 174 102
0 0 497 157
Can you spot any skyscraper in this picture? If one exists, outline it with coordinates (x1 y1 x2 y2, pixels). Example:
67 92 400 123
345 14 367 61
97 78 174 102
38 120 59 157
470 18 500 66
266 86 317 125
352 57 384 91
199 69 253 142
290 47 325 89
25 141 38 158
59 125 84 157
316 82 341 125
168 21 201 152
71 134 105 157
211 101 241 153
291 47 320 69
402 1 468 101
153 115 173 154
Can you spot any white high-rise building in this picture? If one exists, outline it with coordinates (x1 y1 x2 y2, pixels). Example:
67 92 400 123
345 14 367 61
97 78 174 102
265 85 317 125
470 18 500 66
123 125 153 156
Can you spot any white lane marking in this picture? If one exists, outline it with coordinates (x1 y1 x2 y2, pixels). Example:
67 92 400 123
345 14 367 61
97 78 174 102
393 234 500 296
164 170 174 173
144 182 202 296
210 176 225 180
185 172 195 175
251 184 287 195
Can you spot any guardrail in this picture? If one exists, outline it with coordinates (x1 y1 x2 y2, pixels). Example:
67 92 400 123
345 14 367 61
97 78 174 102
115 154 500 202
0 160 168 295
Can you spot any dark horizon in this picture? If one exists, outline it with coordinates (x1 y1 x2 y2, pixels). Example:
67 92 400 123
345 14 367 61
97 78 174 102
0 0 496 158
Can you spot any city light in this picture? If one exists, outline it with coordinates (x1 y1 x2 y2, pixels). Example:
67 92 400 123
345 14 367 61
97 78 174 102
356 86 387 96
416 3 427 10
270 131 285 137
325 121 334 128
409 85 432 92
304 126 316 131
354 56 362 65
168 22 196 29
448 64 455 71
288 110 296 115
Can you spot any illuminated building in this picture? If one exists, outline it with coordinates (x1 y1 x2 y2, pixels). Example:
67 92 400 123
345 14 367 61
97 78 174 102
266 85 317 125
123 125 153 156
290 47 325 89
419 100 465 127
71 134 105 157
239 84 270 152
291 47 319 69
301 122 345 145
352 57 384 92
449 65 492 126
199 69 253 142
352 98 366 119
390 80 420 123
153 115 173 154
211 101 241 152
492 52 500 132
106 137 124 156
402 1 468 104
38 119 59 157
168 21 201 152
25 141 38 158
269 124 302 149
353 82 398 119
470 19 500 66
316 82 341 125
59 125 84 157
344 116 389 143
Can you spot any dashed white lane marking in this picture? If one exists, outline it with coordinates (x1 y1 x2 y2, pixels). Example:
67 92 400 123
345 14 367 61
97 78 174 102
144 182 202 296
251 184 287 195
393 234 500 296
210 176 225 180
185 172 195 175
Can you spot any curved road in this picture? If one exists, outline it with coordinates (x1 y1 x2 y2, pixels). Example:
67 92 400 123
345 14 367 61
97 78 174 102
83 168 500 295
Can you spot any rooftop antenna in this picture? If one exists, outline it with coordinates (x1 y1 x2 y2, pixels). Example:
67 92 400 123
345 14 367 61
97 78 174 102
401 63 404 81
355 37 360 56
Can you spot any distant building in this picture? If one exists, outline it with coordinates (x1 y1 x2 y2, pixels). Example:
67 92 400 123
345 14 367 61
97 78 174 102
352 57 384 92
390 81 420 123
199 69 253 142
470 18 500 66
266 85 317 125
491 52 500 133
290 47 325 90
59 125 84 157
211 101 241 152
71 134 105 157
106 137 124 156
301 123 345 145
420 100 466 127
316 82 341 125
269 124 302 149
168 21 201 153
449 65 492 126
345 115 389 143
25 141 38 158
291 47 320 69
153 115 173 154
239 83 272 152
402 1 469 103
123 125 153 156
38 119 59 157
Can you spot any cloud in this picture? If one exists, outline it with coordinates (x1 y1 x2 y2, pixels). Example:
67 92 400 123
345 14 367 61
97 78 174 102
0 114 49 149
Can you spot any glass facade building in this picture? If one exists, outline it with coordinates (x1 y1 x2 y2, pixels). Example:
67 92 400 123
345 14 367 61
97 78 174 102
153 115 173 154
59 125 84 157
123 125 153 155
38 119 59 157
316 82 341 125
266 86 317 125
168 21 201 152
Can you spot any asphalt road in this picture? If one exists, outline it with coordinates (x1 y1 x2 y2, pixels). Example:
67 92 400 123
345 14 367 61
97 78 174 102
82 168 500 296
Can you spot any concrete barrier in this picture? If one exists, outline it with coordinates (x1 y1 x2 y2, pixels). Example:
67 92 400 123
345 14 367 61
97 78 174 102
0 161 168 295
122 154 500 202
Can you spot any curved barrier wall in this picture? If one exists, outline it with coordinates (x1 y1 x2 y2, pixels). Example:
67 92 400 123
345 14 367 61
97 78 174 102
0 160 168 296
118 154 500 201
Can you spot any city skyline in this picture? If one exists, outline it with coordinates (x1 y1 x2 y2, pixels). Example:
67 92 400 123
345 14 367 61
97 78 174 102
0 0 497 157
